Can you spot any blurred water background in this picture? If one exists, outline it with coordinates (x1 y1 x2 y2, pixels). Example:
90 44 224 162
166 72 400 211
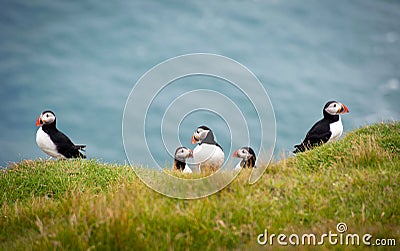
1 0 399 167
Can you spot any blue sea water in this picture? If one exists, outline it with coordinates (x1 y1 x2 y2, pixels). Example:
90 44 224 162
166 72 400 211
0 0 399 167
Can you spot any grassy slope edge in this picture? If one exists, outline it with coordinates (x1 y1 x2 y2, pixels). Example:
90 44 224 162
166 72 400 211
1 122 399 250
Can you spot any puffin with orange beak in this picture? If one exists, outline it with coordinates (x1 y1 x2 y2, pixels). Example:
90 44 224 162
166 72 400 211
233 146 256 170
294 101 349 153
173 146 193 173
191 126 224 172
36 110 86 159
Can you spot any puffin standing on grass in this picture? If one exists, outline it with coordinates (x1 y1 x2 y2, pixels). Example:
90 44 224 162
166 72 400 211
232 146 256 170
173 146 193 173
294 101 349 153
191 126 224 172
36 110 86 159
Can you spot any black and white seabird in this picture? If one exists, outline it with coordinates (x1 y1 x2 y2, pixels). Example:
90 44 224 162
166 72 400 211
173 146 193 173
232 146 256 170
191 125 224 171
294 101 349 153
36 110 86 159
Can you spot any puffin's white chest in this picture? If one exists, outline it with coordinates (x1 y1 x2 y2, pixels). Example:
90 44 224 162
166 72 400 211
193 143 224 169
36 127 64 158
182 164 193 173
234 161 243 171
328 117 343 142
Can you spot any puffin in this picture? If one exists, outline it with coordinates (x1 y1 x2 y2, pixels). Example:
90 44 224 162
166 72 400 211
232 146 256 170
36 110 86 159
173 146 193 173
191 125 224 171
294 101 349 153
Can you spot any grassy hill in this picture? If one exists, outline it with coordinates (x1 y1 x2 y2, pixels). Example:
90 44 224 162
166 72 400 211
1 122 399 250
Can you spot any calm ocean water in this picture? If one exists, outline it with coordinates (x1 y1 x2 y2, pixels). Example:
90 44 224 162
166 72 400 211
1 0 399 167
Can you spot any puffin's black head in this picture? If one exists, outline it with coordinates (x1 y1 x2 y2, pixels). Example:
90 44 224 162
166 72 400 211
191 125 213 144
323 101 349 117
36 110 56 127
198 125 210 130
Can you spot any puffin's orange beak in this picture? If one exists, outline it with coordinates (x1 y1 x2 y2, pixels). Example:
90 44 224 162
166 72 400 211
36 116 42 126
339 103 349 114
191 135 198 144
232 150 239 158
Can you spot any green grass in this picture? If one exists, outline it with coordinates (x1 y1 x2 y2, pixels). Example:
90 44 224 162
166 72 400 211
1 122 399 250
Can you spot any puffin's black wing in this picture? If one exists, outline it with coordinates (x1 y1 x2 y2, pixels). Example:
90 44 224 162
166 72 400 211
50 130 86 158
215 143 223 151
201 131 224 151
244 156 256 168
174 159 185 170
294 119 331 153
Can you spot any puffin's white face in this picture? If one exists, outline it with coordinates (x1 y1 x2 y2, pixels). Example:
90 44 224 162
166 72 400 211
324 102 349 115
191 127 210 144
36 111 56 126
175 147 193 161
232 147 253 160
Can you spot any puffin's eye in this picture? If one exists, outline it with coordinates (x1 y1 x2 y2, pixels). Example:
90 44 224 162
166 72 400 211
242 150 246 154
196 130 200 134
46 114 49 117
181 149 184 153
333 104 337 107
